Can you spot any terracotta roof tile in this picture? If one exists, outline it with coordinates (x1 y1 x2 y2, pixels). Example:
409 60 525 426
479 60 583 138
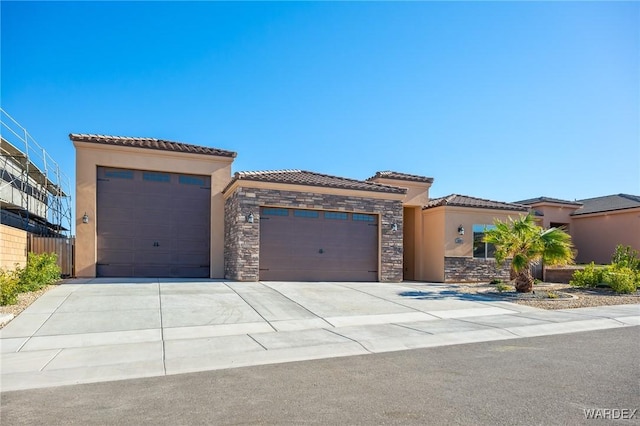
423 194 529 212
69 133 237 158
572 194 640 215
368 171 434 184
515 196 582 206
225 169 407 194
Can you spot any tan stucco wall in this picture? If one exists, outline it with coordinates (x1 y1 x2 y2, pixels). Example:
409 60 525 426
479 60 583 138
571 208 640 264
417 207 527 282
530 204 578 229
0 224 28 270
420 208 445 282
74 142 233 278
442 207 526 258
368 177 431 207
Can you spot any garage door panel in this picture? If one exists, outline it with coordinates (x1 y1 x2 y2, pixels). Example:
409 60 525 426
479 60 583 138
134 251 175 265
97 167 210 278
97 237 135 251
97 249 134 264
134 265 172 277
259 208 378 281
177 252 209 265
97 264 134 277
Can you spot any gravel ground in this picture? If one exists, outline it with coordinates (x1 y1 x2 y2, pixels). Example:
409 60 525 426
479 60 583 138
454 282 640 310
1 281 638 330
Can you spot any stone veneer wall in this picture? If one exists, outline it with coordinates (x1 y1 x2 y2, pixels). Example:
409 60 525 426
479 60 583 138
224 187 403 282
444 257 511 283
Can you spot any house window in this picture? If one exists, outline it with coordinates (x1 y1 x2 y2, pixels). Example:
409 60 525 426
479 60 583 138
294 209 319 218
550 222 569 232
179 175 205 186
104 169 134 179
143 172 170 183
473 224 496 258
262 208 289 216
324 212 347 220
353 213 376 222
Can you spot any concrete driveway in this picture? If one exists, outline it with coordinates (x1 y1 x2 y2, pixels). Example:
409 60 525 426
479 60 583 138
1 279 638 391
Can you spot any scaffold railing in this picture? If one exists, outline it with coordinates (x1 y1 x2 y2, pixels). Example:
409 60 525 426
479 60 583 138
0 108 72 236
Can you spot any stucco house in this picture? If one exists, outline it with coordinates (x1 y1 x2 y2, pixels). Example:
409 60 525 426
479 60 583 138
70 134 560 283
517 195 640 264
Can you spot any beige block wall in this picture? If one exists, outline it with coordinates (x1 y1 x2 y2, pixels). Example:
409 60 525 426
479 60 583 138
74 142 234 278
571 209 640 264
0 224 28 270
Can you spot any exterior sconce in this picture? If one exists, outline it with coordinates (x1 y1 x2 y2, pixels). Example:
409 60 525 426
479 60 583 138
246 212 254 223
391 223 398 232
82 212 89 224
457 225 464 235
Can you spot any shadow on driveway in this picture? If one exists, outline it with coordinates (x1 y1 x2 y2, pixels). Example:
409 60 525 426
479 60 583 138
398 290 498 302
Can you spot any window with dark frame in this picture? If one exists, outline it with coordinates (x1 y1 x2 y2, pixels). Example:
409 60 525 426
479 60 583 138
294 209 319 218
143 172 170 183
353 213 376 222
473 224 496 259
262 208 289 216
324 212 348 220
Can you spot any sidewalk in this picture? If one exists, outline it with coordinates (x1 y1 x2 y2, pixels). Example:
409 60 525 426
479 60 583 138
1 279 638 392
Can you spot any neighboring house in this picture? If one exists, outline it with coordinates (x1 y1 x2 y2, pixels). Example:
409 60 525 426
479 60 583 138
74 133 634 283
516 195 640 264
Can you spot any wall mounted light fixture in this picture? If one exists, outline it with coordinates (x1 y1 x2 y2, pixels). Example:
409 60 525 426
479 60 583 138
457 225 465 235
246 212 254 223
82 212 89 224
391 223 398 232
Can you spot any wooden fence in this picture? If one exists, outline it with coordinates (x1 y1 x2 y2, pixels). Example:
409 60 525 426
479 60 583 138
28 235 75 277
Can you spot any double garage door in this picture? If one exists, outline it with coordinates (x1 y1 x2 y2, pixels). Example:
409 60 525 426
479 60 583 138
96 167 210 278
259 207 379 281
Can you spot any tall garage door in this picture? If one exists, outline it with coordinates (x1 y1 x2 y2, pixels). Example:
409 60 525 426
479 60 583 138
259 208 378 281
96 167 210 278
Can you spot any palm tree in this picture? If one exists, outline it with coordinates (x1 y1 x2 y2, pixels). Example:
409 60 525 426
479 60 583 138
484 213 574 293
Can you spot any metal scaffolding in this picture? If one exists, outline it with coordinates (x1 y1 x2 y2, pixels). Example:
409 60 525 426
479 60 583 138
0 108 72 236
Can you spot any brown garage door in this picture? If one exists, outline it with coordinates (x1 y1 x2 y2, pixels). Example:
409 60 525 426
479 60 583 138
96 167 210 278
259 207 378 281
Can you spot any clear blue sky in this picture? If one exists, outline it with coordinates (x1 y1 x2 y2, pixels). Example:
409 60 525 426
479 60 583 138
2 1 638 210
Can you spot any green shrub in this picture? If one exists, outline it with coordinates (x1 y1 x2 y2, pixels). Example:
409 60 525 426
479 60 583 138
0 268 20 306
546 291 559 299
17 252 61 292
612 245 640 271
570 262 604 288
490 279 503 285
495 283 511 293
603 266 638 294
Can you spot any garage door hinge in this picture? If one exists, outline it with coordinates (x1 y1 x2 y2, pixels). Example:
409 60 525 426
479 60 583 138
368 270 378 273
259 268 270 271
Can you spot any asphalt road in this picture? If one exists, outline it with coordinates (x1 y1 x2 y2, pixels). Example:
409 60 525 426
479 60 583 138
2 327 638 425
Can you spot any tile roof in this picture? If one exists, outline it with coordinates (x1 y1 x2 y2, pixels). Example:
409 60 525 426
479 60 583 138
368 171 434 184
69 133 237 158
572 194 640 216
423 194 530 212
224 169 407 194
514 196 582 206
